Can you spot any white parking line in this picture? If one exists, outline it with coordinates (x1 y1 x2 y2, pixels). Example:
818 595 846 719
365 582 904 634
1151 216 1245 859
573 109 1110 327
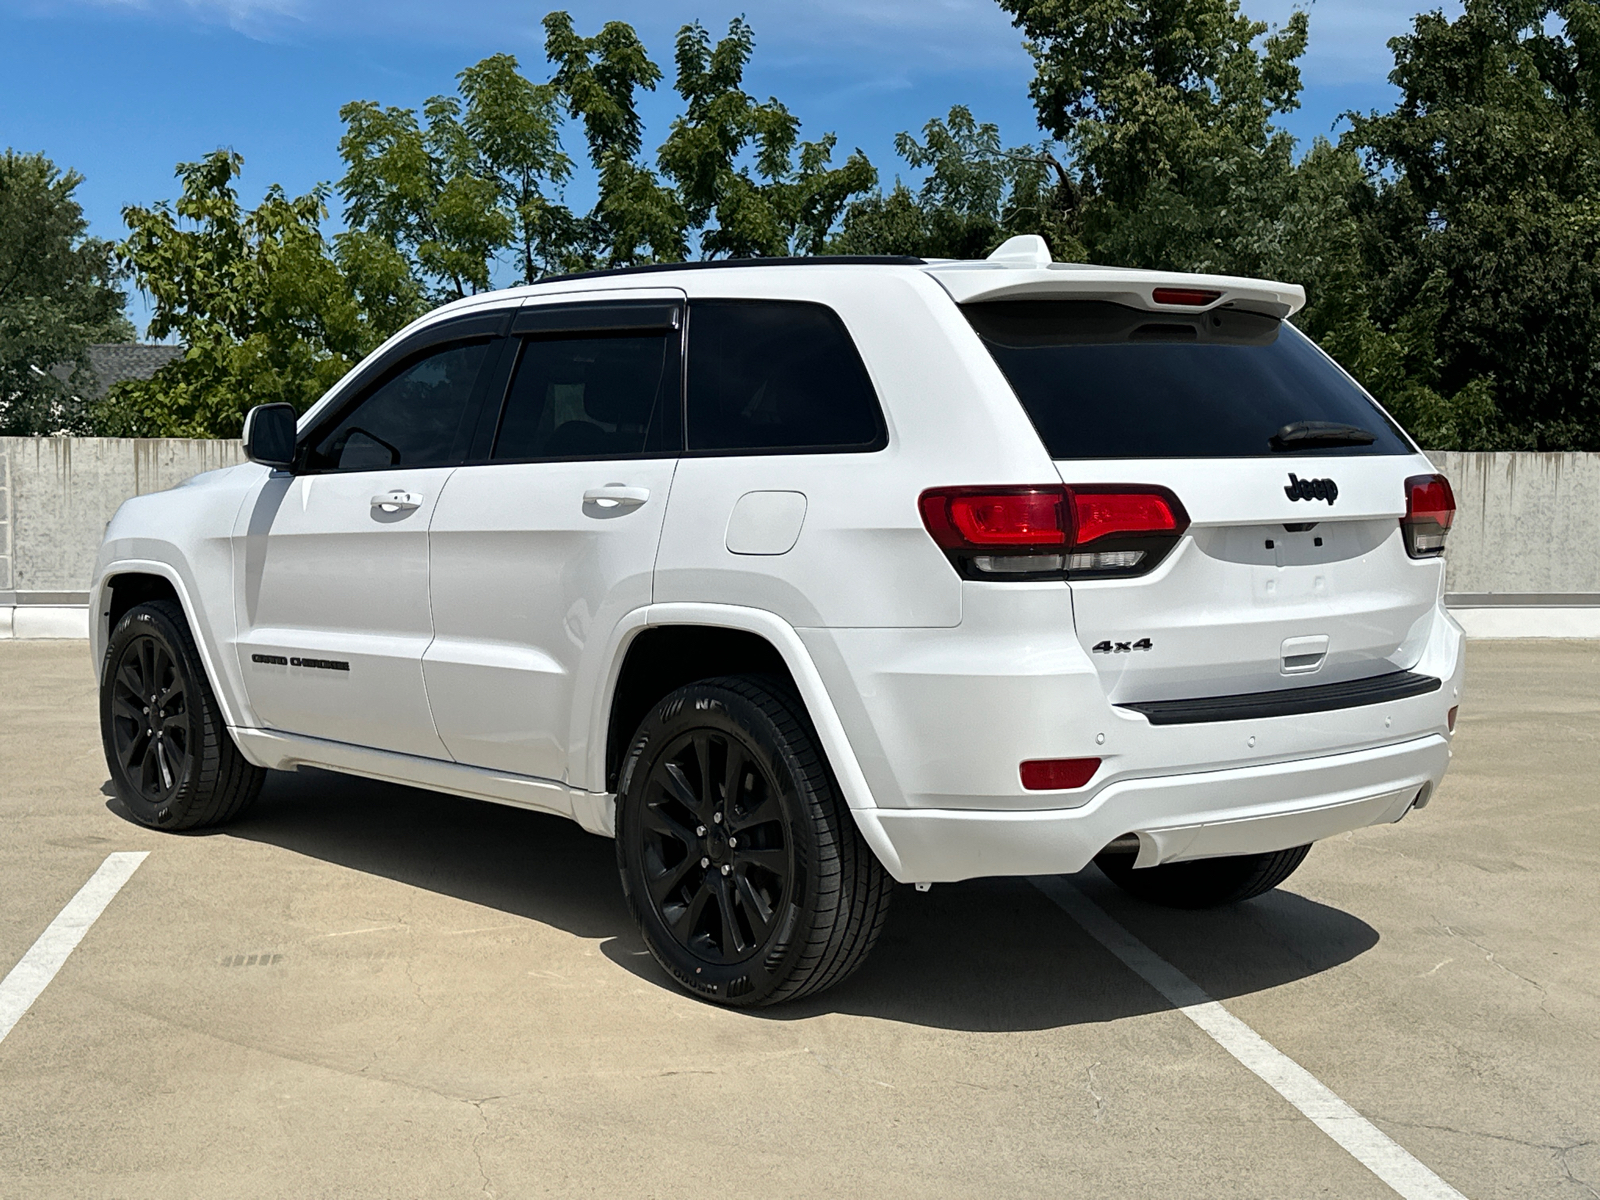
0 852 149 1046
1032 876 1467 1200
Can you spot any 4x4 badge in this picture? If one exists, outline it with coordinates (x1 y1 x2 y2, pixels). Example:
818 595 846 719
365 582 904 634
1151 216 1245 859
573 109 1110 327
1285 473 1338 504
1092 639 1153 654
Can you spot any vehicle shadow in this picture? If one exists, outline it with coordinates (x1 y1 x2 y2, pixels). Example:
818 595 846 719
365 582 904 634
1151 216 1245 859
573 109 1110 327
207 768 1378 1034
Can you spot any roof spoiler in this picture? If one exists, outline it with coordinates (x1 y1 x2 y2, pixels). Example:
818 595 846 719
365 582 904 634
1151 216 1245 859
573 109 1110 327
926 238 1306 319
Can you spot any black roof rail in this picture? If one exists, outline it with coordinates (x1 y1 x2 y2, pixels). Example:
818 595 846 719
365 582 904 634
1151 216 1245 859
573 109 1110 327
537 255 926 285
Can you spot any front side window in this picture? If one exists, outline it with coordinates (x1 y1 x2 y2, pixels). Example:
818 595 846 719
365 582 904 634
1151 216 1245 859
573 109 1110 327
304 340 490 472
685 300 885 454
491 332 680 460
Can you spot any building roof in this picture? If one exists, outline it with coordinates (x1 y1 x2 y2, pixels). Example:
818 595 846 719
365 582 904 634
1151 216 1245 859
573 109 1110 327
79 343 185 399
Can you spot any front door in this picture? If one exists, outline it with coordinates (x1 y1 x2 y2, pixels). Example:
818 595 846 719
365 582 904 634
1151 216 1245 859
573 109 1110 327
233 333 500 757
423 293 684 784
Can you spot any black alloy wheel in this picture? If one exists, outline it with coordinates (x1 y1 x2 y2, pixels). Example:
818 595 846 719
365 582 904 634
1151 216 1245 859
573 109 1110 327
638 727 793 966
616 676 893 1006
100 599 264 830
108 632 192 805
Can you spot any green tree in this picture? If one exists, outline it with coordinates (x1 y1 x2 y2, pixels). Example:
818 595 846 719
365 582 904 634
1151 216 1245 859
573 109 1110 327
832 106 1084 259
0 150 132 435
657 19 877 257
996 0 1341 282
543 11 687 268
1338 0 1600 449
104 151 423 438
338 53 571 299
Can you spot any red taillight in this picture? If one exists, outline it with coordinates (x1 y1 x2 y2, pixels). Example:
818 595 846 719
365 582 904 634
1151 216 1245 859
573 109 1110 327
919 486 1189 579
1151 287 1222 307
918 488 1069 549
1073 491 1180 544
1020 757 1101 790
1402 473 1455 559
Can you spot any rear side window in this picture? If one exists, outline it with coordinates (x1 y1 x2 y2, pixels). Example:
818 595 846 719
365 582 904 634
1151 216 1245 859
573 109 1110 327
686 300 885 453
304 340 490 472
964 301 1411 459
492 332 679 460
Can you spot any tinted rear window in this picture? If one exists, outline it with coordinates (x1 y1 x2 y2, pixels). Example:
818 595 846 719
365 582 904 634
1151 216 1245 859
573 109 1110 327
964 300 1411 459
686 300 885 453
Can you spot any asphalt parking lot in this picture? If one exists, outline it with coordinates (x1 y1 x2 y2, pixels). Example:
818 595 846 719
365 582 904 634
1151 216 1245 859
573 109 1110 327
1 639 1596 1199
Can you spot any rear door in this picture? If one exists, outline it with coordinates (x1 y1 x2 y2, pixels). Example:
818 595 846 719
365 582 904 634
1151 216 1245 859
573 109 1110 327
422 292 684 783
963 299 1444 704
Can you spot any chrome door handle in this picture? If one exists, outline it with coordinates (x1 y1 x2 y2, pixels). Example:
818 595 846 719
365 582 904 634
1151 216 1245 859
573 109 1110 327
371 490 423 513
583 485 650 509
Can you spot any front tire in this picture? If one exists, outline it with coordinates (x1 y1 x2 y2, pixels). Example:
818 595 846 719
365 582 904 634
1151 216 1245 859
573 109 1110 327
616 677 892 1006
1095 844 1312 909
100 599 264 830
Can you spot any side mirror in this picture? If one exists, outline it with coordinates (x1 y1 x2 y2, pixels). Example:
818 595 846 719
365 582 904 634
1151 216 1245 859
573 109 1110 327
242 403 298 469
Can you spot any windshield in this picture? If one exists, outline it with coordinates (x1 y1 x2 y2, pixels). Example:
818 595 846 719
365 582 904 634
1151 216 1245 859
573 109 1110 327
963 300 1412 459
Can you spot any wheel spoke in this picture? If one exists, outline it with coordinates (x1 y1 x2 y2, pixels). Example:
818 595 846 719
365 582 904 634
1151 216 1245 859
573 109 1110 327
659 761 703 815
728 792 780 833
116 661 143 701
112 694 145 722
140 639 156 700
713 875 744 956
721 742 746 810
693 734 714 813
157 676 184 708
647 851 699 904
155 740 175 791
735 845 787 876
139 737 161 794
119 728 149 772
735 871 775 942
640 798 699 849
670 879 715 941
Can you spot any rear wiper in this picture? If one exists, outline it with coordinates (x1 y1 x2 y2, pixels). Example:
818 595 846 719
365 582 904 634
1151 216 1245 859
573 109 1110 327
1270 420 1376 451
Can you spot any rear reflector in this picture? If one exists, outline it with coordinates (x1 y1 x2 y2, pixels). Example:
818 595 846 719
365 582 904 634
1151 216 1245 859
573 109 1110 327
1151 287 1222 307
1402 473 1456 559
920 485 1189 580
1447 706 1458 732
1020 758 1101 790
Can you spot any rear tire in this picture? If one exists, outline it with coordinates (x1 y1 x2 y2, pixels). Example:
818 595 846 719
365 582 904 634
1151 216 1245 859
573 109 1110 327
100 599 264 831
1095 844 1312 909
615 676 892 1006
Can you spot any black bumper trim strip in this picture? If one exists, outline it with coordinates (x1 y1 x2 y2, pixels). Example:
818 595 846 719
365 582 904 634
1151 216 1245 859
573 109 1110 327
1118 670 1443 726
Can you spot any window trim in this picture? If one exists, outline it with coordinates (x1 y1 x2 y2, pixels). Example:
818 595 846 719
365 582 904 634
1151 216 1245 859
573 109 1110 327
681 298 890 458
294 309 513 475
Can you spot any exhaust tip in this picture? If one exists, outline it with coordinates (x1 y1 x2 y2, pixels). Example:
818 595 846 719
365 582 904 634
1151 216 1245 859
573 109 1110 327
1410 782 1434 812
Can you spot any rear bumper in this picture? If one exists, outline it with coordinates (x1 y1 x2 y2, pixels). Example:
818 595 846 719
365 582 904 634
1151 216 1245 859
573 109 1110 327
853 734 1449 884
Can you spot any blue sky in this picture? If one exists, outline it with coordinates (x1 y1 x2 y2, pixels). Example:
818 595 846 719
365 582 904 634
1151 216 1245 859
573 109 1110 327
2 0 1458 335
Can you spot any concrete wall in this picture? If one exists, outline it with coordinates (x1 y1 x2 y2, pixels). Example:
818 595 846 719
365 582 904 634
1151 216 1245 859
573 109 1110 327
1 437 246 594
0 439 1595 638
1430 452 1600 597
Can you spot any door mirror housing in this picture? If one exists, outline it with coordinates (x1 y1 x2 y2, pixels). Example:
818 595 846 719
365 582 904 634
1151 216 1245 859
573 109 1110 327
242 403 298 469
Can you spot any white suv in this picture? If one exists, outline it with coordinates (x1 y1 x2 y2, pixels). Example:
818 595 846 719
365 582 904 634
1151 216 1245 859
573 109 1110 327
91 236 1464 1006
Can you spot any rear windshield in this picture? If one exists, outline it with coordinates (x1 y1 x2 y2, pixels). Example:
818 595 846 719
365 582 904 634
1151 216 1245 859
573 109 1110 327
964 300 1411 458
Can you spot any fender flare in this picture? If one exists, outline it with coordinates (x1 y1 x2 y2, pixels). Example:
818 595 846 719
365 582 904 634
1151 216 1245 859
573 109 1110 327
586 601 906 879
91 557 251 732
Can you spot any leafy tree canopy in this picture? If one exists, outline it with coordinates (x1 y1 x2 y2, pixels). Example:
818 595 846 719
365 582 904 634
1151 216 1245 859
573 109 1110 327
1336 0 1600 449
104 150 423 437
0 150 131 435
